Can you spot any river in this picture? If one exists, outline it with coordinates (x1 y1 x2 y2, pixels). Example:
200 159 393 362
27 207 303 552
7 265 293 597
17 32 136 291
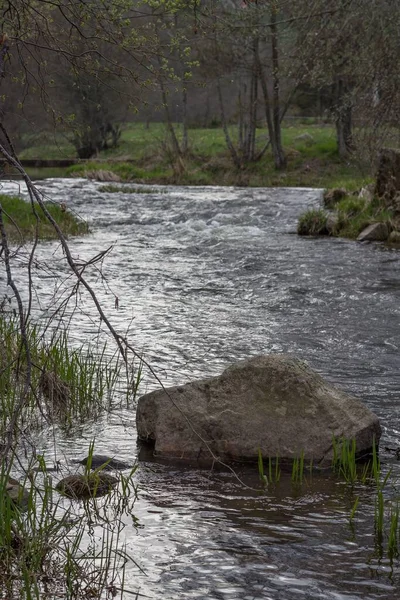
1 178 400 599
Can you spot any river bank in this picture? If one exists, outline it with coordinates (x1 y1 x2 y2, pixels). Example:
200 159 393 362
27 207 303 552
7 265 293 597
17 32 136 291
3 122 373 191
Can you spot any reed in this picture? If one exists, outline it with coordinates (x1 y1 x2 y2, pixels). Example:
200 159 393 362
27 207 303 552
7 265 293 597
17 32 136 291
257 449 280 487
291 451 305 485
388 502 399 559
258 448 268 486
374 488 385 542
332 437 358 484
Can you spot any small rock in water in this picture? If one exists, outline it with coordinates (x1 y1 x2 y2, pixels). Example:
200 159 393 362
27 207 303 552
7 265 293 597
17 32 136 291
5 477 30 510
56 473 118 500
75 454 133 471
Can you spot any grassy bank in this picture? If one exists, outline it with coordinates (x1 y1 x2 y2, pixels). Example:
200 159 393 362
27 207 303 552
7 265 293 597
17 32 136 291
297 191 400 242
0 193 88 241
14 122 373 189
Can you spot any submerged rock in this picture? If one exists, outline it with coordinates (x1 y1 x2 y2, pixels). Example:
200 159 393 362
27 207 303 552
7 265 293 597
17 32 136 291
357 222 389 242
136 354 381 466
5 477 30 509
74 455 133 471
56 473 118 499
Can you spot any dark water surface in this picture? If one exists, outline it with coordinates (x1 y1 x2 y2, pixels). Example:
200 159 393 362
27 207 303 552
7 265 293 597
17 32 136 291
1 179 400 599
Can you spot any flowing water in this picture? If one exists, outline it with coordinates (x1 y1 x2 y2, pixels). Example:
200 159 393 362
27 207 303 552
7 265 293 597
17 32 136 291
1 179 400 599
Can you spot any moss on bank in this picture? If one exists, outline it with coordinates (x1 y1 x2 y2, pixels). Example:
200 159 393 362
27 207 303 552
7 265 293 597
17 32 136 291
0 193 88 241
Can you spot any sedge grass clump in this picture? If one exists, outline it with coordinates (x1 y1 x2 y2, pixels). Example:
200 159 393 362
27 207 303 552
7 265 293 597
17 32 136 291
0 193 88 241
332 437 358 484
333 436 400 561
38 331 123 427
297 209 328 236
0 315 135 434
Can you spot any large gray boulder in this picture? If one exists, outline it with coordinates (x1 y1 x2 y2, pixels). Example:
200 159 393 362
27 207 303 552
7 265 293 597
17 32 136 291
136 355 381 466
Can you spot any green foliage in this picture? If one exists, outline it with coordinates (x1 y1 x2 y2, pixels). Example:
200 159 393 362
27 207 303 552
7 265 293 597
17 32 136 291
0 194 88 241
297 209 328 236
298 192 394 241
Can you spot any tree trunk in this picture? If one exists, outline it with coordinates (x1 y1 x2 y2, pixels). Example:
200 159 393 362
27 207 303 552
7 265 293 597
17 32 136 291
270 9 286 170
157 57 182 158
238 84 244 150
255 40 280 168
217 78 241 169
334 78 353 158
182 85 188 155
247 39 259 161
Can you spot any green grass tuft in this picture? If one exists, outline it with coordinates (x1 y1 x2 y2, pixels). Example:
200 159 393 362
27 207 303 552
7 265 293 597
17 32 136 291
297 208 328 236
